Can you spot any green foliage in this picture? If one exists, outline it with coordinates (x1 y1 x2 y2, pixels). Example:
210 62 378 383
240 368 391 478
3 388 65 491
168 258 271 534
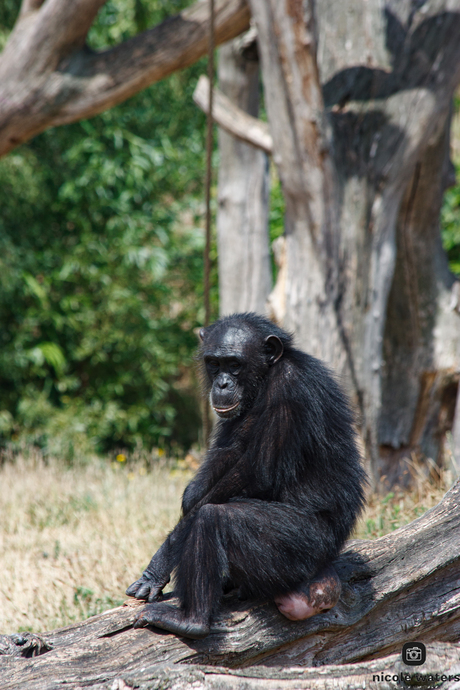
0 0 216 458
441 95 460 275
269 166 285 245
441 162 460 275
0 0 19 49
268 165 286 281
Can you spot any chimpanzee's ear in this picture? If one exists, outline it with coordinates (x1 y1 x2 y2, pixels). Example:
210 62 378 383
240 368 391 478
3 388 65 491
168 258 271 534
199 328 206 342
265 335 283 365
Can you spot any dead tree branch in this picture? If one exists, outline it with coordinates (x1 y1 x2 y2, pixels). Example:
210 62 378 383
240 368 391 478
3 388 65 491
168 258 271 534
193 74 273 153
0 0 250 156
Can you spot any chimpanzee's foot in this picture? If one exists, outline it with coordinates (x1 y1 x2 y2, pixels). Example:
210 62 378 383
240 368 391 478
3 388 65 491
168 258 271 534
133 602 210 639
274 565 342 621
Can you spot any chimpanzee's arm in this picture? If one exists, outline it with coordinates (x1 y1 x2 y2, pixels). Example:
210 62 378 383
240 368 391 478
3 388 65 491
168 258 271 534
181 407 281 516
127 451 258 602
125 537 172 602
181 446 240 515
181 479 202 515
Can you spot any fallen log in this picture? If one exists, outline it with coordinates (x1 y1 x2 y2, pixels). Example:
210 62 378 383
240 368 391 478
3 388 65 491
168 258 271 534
1 480 459 689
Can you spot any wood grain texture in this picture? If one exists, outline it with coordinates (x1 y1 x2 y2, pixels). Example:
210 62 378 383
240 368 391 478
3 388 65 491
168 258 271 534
2 644 459 690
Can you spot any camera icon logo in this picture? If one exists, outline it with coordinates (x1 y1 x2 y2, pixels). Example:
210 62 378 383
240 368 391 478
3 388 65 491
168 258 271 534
402 642 426 666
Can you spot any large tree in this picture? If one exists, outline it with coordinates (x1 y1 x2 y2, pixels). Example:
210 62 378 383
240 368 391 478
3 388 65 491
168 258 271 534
246 0 460 485
1 0 460 484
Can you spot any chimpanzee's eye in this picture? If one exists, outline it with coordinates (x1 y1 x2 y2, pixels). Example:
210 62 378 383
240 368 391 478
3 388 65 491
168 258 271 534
206 359 219 375
228 359 241 376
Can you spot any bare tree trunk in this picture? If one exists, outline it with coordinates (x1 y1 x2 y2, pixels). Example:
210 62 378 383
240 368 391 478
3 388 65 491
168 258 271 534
216 34 271 316
451 383 460 475
1 481 459 688
248 0 460 485
379 113 460 484
193 74 273 154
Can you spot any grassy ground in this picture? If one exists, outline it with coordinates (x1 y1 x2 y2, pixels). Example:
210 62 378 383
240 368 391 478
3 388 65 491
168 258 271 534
0 451 453 634
356 456 453 539
0 451 194 633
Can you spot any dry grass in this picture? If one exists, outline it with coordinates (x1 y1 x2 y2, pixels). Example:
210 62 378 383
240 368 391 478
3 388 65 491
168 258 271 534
355 456 454 539
0 452 192 634
0 451 454 633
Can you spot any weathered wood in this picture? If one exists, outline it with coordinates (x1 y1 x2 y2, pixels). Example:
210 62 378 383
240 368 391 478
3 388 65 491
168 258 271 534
379 113 460 480
1 481 459 689
214 37 271 316
248 0 344 375
0 0 250 156
451 383 460 476
2 643 460 690
13 643 460 690
193 74 273 154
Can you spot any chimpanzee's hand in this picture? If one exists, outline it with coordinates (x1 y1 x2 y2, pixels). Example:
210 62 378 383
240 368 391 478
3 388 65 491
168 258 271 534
126 569 170 602
126 538 172 602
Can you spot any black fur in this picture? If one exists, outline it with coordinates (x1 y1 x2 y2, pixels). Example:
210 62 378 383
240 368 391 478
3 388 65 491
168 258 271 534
127 313 366 637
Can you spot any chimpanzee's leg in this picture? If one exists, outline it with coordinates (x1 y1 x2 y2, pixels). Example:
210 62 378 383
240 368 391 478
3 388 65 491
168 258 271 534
134 504 227 638
134 500 334 638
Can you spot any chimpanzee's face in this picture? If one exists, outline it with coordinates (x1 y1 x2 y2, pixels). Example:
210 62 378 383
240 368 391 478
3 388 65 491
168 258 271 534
200 324 283 419
202 326 249 418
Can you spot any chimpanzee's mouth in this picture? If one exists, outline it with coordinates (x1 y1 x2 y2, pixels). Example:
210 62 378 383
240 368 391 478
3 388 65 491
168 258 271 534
212 401 240 416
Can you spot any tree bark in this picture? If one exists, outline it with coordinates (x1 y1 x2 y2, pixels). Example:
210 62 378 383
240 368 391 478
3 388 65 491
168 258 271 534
1 645 459 690
1 480 459 689
248 0 460 484
214 34 272 316
379 112 460 484
0 0 250 156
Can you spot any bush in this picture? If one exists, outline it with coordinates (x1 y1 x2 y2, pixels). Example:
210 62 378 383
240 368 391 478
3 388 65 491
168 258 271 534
0 0 216 457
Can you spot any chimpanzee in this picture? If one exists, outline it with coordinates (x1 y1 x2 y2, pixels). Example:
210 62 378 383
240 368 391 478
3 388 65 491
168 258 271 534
126 313 366 638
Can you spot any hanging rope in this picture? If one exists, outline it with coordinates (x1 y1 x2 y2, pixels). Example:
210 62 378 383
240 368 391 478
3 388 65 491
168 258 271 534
202 0 214 446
